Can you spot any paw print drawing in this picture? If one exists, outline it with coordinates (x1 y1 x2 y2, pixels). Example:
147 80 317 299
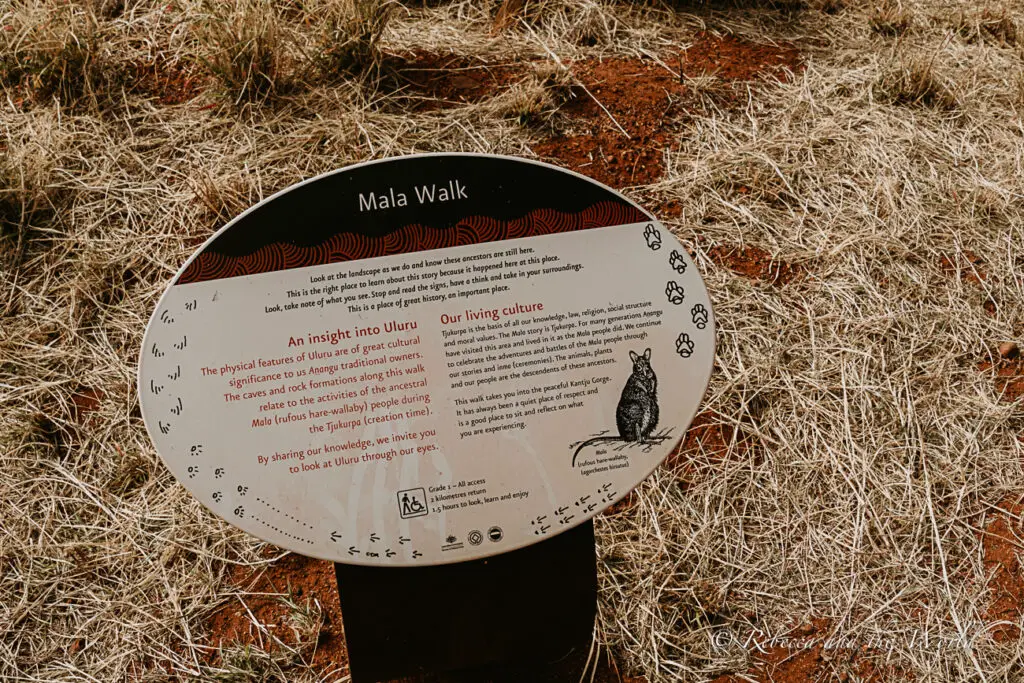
665 281 685 305
644 224 662 251
669 249 687 275
691 303 709 329
675 333 695 358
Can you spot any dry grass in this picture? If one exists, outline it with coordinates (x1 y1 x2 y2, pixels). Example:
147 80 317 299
870 0 913 36
875 53 960 110
2 0 1024 681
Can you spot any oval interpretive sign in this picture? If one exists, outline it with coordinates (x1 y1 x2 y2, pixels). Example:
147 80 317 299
138 154 715 565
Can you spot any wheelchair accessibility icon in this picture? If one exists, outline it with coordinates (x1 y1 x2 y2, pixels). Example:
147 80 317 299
397 488 428 519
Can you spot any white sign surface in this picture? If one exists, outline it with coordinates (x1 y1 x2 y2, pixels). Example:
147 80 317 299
139 154 715 565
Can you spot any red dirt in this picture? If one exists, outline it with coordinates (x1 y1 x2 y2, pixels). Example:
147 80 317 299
386 51 524 110
69 386 104 423
939 250 987 285
532 33 801 189
665 410 762 481
711 619 912 683
977 355 1024 403
203 552 349 675
127 58 204 105
982 496 1024 642
709 244 805 285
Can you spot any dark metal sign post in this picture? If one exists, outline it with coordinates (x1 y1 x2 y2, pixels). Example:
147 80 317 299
335 520 596 681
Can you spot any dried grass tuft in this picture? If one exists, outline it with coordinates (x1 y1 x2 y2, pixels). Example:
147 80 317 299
313 0 394 81
869 0 912 36
953 6 1019 46
0 2 117 110
875 53 960 110
193 0 297 105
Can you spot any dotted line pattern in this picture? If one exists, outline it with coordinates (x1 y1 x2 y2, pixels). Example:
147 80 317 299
256 496 314 529
251 513 315 546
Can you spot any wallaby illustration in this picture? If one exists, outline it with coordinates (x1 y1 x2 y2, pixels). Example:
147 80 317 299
572 348 659 466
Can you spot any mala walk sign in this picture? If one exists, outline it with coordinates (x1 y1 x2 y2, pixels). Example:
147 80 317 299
138 154 715 567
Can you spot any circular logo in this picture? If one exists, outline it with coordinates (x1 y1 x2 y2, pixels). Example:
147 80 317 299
487 526 504 543
467 530 483 546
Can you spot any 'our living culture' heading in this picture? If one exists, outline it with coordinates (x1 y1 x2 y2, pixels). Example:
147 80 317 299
358 179 468 212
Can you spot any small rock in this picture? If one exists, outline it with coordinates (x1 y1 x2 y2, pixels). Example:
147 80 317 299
998 342 1019 359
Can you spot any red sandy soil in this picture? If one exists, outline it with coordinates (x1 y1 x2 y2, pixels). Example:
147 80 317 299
69 386 104 423
387 51 524 110
981 496 1024 642
204 552 350 675
532 33 801 189
978 342 1024 403
708 245 805 286
126 58 203 105
667 409 762 477
939 250 986 285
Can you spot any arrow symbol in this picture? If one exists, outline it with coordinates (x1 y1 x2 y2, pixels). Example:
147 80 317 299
330 531 342 542
398 536 410 544
369 533 379 542
556 506 568 515
585 503 597 513
541 525 550 533
560 515 575 525
412 550 422 558
348 546 360 555
386 549 396 557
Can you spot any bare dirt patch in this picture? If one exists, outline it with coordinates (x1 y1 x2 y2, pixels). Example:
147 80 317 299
939 250 987 285
204 552 348 674
666 409 764 485
126 58 204 105
709 245 805 285
978 345 1024 403
69 386 104 424
384 51 524 111
982 496 1024 642
532 33 801 188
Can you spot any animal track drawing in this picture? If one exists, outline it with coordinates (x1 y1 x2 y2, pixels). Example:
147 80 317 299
691 303 709 329
644 224 661 251
665 281 684 304
675 333 695 358
669 249 687 275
